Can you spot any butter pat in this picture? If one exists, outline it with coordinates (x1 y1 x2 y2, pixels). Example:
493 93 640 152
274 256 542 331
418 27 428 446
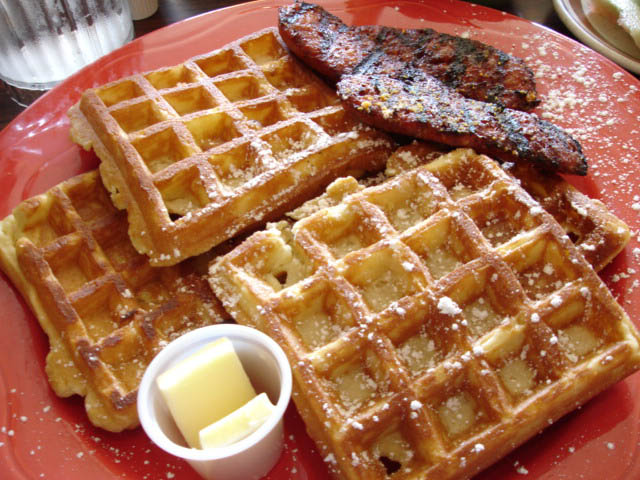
199 392 275 449
157 337 256 448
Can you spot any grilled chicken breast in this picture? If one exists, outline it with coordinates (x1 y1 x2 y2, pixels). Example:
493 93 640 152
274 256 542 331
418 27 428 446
338 73 587 175
279 2 588 175
279 1 539 111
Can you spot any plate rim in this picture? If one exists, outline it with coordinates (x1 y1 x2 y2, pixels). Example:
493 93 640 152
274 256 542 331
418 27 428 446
1 1 639 479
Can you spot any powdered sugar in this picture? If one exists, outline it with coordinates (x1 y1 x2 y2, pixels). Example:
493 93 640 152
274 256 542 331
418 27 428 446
438 296 462 316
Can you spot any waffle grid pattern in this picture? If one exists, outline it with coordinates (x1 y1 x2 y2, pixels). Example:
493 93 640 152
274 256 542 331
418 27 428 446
383 142 630 273
0 171 227 431
211 149 640 480
69 27 392 266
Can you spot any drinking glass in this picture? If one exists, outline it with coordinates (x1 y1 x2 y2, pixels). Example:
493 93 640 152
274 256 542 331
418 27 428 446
0 0 134 107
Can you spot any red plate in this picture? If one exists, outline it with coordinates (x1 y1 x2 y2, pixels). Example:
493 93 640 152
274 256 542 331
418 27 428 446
1 1 639 478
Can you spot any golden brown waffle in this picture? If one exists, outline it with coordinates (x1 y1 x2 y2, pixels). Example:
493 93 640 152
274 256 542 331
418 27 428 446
382 142 630 272
0 171 227 432
290 142 630 274
210 148 640 480
68 27 393 267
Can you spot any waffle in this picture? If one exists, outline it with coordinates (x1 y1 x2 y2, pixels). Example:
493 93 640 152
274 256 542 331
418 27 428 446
68 27 393 267
210 148 640 480
0 171 227 432
289 142 630 274
382 142 630 273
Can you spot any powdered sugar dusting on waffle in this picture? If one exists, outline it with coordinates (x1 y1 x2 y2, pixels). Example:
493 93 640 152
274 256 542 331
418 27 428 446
69 27 392 266
210 148 640 480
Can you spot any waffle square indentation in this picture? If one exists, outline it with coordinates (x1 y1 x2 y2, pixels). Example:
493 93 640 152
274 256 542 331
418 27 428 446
215 75 267 102
275 278 357 351
145 65 198 90
111 100 165 133
342 244 427 313
22 197 76 247
195 50 246 77
163 86 217 116
132 128 192 173
97 80 144 107
240 31 287 65
185 112 240 151
156 166 214 219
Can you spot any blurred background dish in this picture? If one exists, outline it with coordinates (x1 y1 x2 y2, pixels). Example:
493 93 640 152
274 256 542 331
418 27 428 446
580 0 640 57
554 0 640 72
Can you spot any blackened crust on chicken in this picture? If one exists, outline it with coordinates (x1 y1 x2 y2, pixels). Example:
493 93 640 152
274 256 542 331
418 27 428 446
337 73 587 176
279 1 539 111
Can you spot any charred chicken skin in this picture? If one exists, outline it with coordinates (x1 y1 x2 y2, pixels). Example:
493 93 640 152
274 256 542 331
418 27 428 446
279 1 539 111
338 73 587 176
278 2 588 175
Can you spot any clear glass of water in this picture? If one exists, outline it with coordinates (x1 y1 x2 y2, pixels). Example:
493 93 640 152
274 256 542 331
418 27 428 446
0 0 134 107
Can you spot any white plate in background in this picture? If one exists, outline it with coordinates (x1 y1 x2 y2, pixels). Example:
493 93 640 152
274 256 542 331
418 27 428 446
553 0 640 73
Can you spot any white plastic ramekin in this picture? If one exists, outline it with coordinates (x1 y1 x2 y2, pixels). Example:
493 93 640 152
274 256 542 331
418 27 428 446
137 324 292 480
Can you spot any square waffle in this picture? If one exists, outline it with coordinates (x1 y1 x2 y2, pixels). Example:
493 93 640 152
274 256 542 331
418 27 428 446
68 27 393 266
0 171 227 432
210 148 640 480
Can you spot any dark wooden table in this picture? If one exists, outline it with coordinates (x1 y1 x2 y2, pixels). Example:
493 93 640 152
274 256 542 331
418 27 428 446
0 0 601 131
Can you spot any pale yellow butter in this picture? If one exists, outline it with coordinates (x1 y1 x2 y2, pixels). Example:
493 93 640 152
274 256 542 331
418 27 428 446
156 337 256 448
199 392 275 449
